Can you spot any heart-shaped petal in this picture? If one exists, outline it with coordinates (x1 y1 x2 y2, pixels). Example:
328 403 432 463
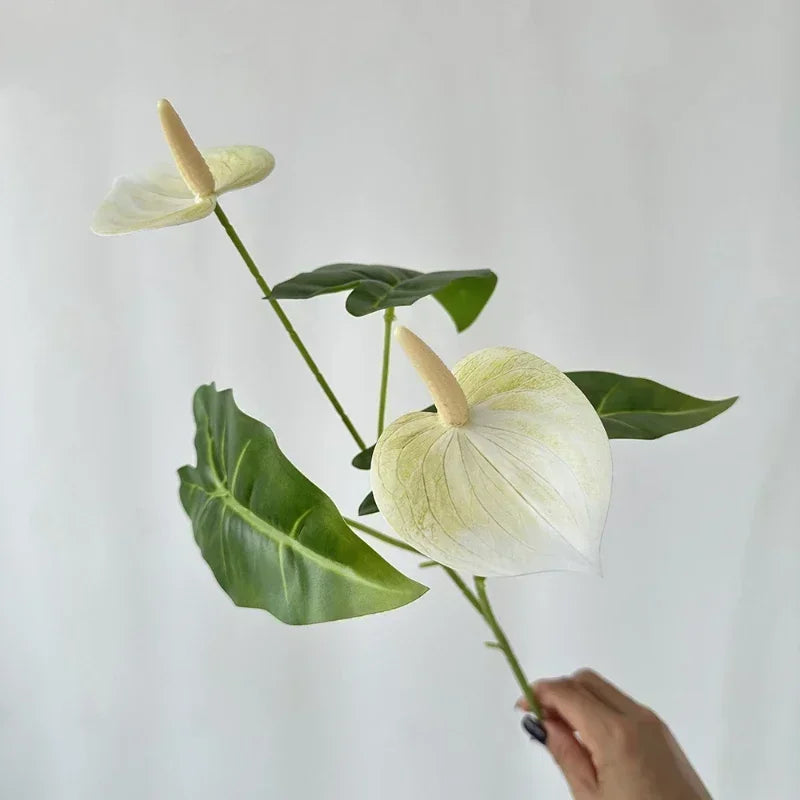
91 167 215 236
204 146 275 195
371 338 613 577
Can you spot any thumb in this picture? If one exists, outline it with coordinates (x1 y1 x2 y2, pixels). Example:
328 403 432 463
542 718 598 798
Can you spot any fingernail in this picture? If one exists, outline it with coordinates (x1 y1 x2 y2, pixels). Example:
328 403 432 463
514 697 527 710
522 715 547 745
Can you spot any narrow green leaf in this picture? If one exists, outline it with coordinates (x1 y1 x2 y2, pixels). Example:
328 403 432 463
178 384 427 625
358 491 379 516
565 372 738 440
270 264 497 332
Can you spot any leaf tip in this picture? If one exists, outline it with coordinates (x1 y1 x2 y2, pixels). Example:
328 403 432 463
358 491 379 516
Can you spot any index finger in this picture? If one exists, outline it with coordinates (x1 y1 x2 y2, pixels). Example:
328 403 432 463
533 677 621 752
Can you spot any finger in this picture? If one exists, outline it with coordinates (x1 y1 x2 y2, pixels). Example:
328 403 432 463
572 669 639 715
515 691 541 712
542 717 598 798
533 677 620 751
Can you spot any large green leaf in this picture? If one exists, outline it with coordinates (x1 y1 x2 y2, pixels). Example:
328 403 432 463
178 384 427 624
269 264 497 332
566 372 738 440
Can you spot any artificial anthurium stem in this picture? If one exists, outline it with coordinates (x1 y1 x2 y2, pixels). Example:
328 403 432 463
377 307 395 436
348 519 540 717
349 520 482 613
441 567 486 617
474 577 542 717
213 203 367 451
344 517 417 553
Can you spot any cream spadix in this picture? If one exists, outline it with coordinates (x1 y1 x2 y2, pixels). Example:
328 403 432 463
370 327 613 577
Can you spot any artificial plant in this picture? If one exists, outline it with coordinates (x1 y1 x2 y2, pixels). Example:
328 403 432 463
93 100 737 719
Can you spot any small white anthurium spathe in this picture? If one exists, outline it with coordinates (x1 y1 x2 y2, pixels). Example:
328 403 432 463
91 99 275 235
370 327 613 578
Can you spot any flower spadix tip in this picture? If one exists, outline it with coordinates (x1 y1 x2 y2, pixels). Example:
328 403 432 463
394 326 469 427
157 98 215 198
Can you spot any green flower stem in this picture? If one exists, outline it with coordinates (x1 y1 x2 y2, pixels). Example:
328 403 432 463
348 520 539 715
213 203 367 451
351 520 482 616
344 518 418 553
474 577 542 717
377 307 395 437
441 567 486 618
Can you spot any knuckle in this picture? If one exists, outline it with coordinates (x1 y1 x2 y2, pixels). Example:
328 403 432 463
638 706 666 731
573 668 599 682
538 676 574 698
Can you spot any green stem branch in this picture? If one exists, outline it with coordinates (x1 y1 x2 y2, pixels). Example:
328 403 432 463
474 577 541 717
441 567 486 618
376 307 395 437
344 518 418 554
213 203 366 450
350 521 539 716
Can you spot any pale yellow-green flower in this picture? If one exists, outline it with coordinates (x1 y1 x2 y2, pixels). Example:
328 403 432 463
371 327 613 577
91 99 275 236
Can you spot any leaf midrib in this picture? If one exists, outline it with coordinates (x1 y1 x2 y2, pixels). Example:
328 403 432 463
278 266 412 298
600 403 733 418
355 270 490 313
358 272 429 312
197 429 410 596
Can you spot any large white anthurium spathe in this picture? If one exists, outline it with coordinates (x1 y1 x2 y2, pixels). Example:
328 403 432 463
370 327 613 578
91 99 274 235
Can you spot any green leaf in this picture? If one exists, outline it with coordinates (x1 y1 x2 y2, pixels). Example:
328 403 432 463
358 491 379 516
565 372 738 440
351 445 375 470
270 264 497 332
178 384 427 624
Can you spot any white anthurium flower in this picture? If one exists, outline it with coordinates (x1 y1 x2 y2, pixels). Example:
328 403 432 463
91 99 275 235
371 327 613 577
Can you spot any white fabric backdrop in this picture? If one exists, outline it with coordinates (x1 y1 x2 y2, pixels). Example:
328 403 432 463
2 1 799 797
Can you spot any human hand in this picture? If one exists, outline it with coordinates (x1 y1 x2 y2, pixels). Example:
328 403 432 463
517 670 712 800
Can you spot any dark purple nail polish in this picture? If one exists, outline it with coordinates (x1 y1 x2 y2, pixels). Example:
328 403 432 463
522 715 547 744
